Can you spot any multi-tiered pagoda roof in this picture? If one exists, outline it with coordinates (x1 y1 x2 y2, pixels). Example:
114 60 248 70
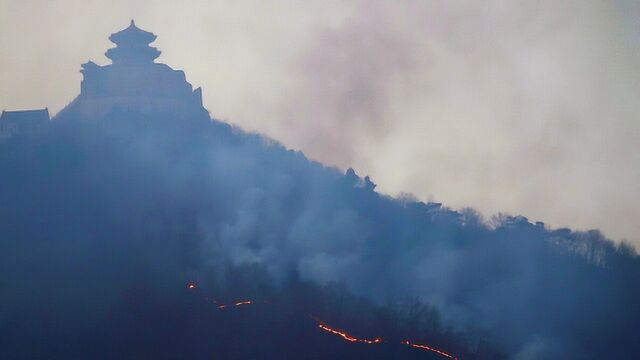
54 20 208 121
105 20 161 65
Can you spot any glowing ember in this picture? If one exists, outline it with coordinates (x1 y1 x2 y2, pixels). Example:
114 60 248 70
402 340 458 360
216 300 253 310
185 283 458 359
317 323 381 344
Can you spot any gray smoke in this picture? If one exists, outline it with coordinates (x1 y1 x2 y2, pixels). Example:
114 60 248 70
1 0 639 244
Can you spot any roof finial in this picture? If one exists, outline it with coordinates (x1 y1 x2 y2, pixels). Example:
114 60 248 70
130 19 135 26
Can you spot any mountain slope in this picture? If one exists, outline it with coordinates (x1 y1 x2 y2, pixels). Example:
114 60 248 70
0 109 638 359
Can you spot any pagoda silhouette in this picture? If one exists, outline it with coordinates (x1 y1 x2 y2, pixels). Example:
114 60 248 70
56 20 208 120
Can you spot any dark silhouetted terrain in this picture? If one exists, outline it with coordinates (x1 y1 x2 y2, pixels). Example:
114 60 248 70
0 109 638 359
1 22 639 360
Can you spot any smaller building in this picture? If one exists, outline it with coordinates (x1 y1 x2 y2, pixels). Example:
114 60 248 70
0 108 50 142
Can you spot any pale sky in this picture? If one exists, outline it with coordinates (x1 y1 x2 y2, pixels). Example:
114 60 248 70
1 0 639 245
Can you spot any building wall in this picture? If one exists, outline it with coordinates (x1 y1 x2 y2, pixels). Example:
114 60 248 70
0 110 49 143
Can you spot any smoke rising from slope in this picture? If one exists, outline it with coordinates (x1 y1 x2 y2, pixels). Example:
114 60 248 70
0 110 638 358
1 0 639 244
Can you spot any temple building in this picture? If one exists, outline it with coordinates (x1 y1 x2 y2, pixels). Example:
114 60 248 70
0 108 49 143
57 20 208 120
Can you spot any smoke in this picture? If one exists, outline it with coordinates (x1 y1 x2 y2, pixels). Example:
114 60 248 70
1 0 639 244
276 0 640 246
0 107 638 358
1 2 639 357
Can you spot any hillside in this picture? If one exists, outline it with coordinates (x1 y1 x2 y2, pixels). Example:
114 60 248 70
0 108 638 359
1 21 639 360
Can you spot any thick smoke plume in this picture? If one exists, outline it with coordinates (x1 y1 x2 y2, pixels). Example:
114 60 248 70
0 109 638 359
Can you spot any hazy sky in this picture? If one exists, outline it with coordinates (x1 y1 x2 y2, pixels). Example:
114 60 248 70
1 0 639 244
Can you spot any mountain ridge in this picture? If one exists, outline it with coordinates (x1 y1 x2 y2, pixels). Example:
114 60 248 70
1 21 639 359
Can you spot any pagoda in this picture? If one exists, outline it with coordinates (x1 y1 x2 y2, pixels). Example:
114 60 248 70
105 20 161 65
57 20 208 120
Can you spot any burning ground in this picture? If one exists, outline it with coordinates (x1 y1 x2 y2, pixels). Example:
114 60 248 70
187 282 460 359
0 111 639 359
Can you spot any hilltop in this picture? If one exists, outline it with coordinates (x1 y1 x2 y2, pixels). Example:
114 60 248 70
1 21 639 359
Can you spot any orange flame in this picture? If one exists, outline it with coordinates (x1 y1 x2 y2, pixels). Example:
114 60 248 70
317 323 381 344
402 340 458 360
185 283 458 359
216 300 253 310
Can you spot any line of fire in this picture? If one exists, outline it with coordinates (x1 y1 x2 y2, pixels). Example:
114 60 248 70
186 282 459 359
